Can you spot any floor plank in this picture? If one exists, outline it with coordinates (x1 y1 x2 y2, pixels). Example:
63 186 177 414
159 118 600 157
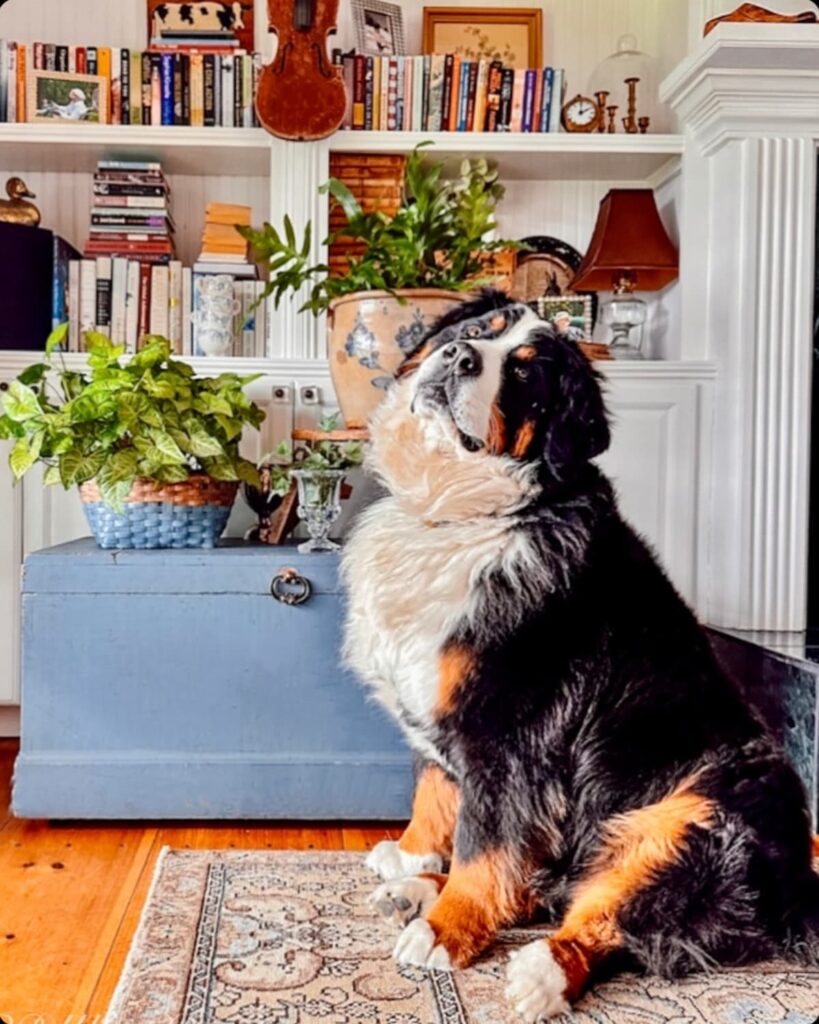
0 746 407 1020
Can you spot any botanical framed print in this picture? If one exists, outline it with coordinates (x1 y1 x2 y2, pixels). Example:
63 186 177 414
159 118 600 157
422 6 543 69
352 0 407 56
27 70 109 124
535 296 594 342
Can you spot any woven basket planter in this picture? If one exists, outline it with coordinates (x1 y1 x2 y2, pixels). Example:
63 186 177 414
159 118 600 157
79 475 239 550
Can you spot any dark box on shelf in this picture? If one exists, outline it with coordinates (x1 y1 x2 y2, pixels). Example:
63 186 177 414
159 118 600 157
0 222 52 350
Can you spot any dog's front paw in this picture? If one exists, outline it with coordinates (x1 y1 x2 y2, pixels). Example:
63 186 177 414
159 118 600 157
393 918 452 971
365 840 443 881
506 940 570 1021
370 875 441 928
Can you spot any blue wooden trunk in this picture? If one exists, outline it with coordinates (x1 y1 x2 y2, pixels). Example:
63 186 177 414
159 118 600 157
14 539 413 820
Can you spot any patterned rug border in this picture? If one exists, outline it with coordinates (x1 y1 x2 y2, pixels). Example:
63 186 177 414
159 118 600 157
104 847 819 1024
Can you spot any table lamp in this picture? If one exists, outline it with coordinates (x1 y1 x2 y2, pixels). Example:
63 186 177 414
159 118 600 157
571 189 679 358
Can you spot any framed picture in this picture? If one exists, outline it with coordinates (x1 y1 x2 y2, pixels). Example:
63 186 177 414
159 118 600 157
146 0 254 53
27 70 108 125
534 296 594 343
422 6 542 69
352 0 406 56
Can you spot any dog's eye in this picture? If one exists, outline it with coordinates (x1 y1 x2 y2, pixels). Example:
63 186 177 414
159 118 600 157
513 365 531 381
464 324 482 339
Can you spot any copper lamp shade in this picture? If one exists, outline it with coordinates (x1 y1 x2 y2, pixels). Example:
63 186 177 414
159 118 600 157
572 189 679 293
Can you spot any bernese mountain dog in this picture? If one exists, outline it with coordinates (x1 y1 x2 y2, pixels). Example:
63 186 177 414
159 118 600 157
341 289 819 1020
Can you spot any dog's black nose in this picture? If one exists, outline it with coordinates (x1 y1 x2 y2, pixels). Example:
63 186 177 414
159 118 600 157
441 341 482 377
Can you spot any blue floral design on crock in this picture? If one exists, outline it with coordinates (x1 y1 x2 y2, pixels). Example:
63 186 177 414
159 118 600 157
395 308 428 354
345 310 381 369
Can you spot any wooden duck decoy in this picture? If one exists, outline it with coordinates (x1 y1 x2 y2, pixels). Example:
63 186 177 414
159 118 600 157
0 177 41 227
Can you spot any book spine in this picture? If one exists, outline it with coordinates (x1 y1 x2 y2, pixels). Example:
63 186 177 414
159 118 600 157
33 42 44 70
485 61 502 132
120 49 131 125
539 68 552 132
531 66 542 134
6 45 16 124
56 45 68 72
182 266 193 356
168 259 183 353
233 53 242 128
45 43 57 71
363 56 373 130
110 257 128 346
190 53 204 127
548 68 565 132
448 56 461 133
130 50 142 123
352 54 365 129
68 260 81 352
473 59 488 133
243 53 253 127
0 41 8 123
371 55 380 131
213 55 222 125
253 280 265 357
421 55 431 131
160 53 174 125
394 56 404 132
510 69 525 132
342 54 354 129
150 53 162 125
125 260 140 353
441 54 453 131
498 68 514 131
86 46 97 75
68 46 77 74
149 265 170 337
203 54 216 127
465 60 479 131
412 55 424 130
15 42 25 122
231 281 242 355
181 53 190 125
241 280 255 357
457 61 470 131
94 256 112 333
403 55 413 131
522 68 536 133
141 52 152 124
79 260 97 345
137 263 152 344
173 52 184 125
252 52 262 126
76 46 86 74
387 57 398 131
379 55 389 130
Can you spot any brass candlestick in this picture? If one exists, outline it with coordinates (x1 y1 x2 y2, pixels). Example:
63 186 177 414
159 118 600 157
594 90 609 133
638 116 650 134
623 76 639 133
606 105 618 133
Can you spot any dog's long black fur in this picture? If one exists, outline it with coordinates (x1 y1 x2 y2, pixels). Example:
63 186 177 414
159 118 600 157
402 289 819 976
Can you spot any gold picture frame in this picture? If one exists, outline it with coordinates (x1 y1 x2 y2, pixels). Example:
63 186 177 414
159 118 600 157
27 70 109 125
422 6 543 69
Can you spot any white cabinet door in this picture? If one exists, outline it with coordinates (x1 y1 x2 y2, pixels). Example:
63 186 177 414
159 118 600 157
0 431 23 705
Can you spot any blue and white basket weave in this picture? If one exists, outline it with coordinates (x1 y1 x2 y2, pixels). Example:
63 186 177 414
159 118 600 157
80 476 238 550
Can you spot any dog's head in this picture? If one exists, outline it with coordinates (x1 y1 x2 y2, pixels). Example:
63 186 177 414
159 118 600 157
367 290 610 520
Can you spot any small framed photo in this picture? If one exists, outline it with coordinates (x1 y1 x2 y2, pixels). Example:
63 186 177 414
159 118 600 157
422 6 543 69
352 0 406 56
27 70 108 125
534 296 594 343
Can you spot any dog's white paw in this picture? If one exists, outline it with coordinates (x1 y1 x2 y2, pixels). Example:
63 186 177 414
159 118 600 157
365 840 443 881
505 940 570 1021
369 875 441 927
393 918 452 971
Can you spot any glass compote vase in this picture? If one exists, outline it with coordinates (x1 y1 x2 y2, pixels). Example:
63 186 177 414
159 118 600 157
291 469 345 553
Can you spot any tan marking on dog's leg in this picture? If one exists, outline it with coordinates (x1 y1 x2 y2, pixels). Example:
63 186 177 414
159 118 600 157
434 644 476 718
399 764 460 859
510 419 536 459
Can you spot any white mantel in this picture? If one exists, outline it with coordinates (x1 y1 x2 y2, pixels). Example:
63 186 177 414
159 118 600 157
662 25 819 630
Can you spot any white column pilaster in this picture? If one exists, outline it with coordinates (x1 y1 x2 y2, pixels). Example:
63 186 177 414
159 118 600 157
662 25 819 630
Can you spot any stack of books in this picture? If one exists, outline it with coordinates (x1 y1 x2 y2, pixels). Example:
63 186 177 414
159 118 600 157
341 54 567 133
196 202 255 276
85 159 175 263
0 39 262 126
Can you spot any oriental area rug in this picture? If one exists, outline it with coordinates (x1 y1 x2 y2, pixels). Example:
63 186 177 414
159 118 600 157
105 849 819 1024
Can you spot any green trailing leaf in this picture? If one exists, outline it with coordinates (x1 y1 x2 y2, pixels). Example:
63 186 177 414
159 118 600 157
43 464 62 486
201 457 238 482
45 323 69 355
9 434 42 479
184 423 225 459
150 429 186 464
98 477 132 513
18 363 49 386
2 380 42 422
59 450 106 487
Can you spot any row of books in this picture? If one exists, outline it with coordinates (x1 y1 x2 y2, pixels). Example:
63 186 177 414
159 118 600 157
0 39 262 127
340 53 567 134
84 159 176 262
66 257 271 359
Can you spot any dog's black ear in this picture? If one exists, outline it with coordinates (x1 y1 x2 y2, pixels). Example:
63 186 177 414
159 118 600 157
542 343 610 478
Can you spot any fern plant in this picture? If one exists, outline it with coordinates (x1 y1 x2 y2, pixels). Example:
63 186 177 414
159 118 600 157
240 144 517 316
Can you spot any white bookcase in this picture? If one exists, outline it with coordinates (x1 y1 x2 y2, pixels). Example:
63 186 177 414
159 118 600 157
0 0 749 732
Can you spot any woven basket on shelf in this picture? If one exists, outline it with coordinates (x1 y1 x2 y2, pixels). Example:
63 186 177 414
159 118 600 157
79 475 239 550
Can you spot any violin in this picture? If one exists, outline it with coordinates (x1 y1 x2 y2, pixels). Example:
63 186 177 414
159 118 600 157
256 0 347 141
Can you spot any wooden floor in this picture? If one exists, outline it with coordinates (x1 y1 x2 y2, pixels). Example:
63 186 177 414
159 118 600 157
0 739 404 1023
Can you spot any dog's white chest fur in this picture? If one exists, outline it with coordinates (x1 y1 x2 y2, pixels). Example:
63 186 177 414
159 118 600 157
342 499 516 742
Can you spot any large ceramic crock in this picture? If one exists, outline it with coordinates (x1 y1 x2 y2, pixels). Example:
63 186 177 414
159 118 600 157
327 288 465 428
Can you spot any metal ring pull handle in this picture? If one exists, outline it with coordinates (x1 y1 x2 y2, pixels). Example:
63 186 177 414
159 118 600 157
271 567 312 606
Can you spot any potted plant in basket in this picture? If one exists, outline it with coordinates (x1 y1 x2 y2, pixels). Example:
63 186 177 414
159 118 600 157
0 325 264 549
243 414 364 552
241 144 518 427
